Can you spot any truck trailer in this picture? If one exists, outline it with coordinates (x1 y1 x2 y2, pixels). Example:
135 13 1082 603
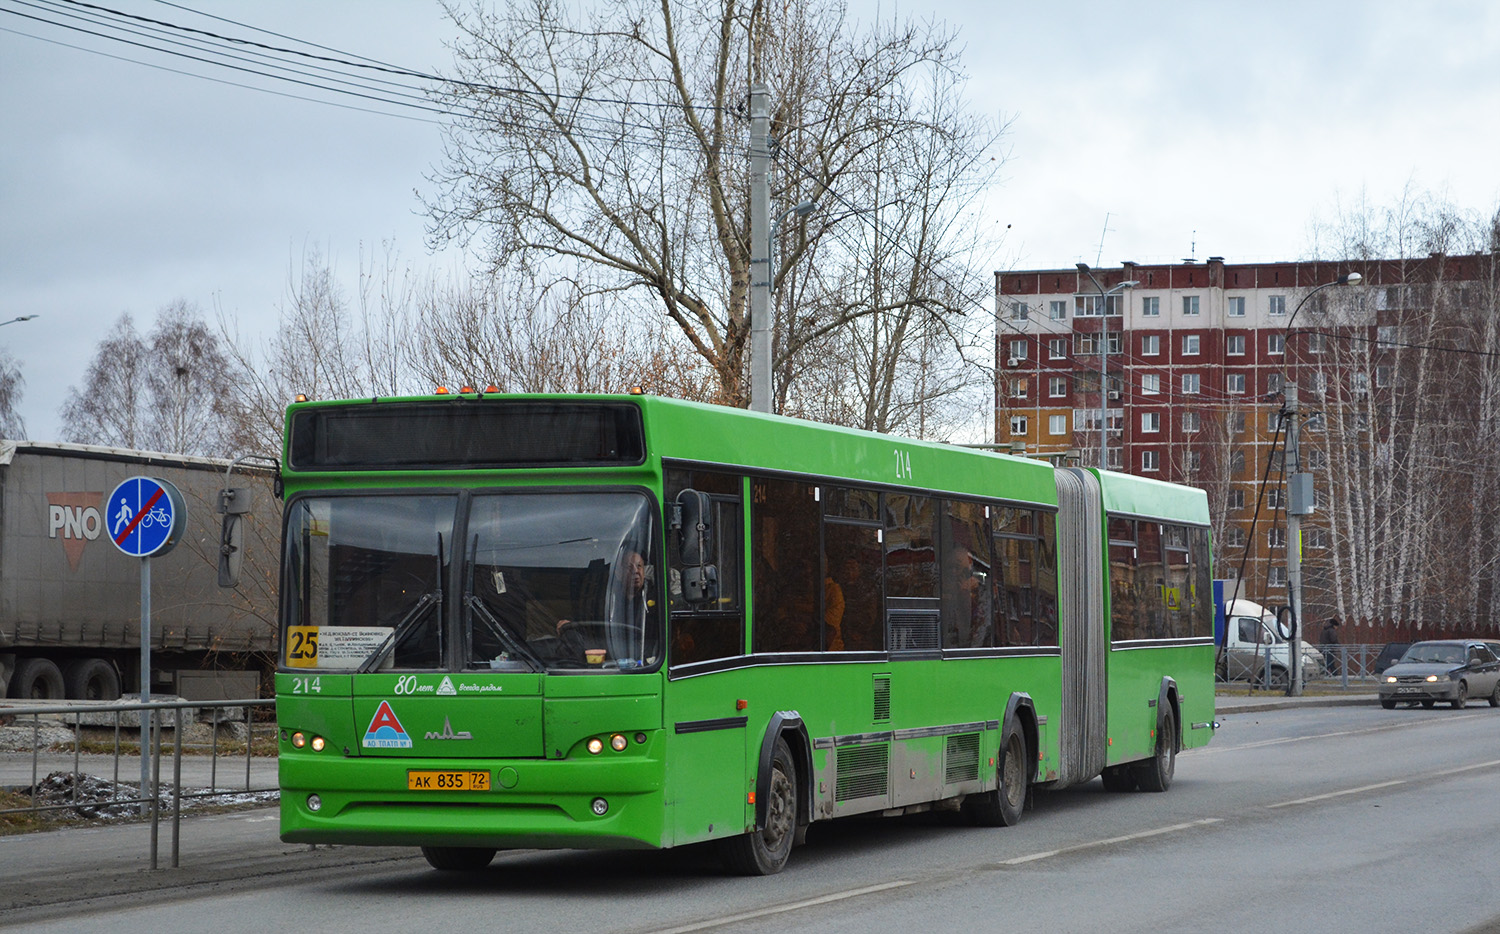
0 441 279 701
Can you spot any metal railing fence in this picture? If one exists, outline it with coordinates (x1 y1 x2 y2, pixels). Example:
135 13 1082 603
0 698 276 869
1217 642 1395 689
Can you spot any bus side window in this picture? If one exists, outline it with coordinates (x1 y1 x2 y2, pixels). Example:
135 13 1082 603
665 468 744 666
751 477 821 654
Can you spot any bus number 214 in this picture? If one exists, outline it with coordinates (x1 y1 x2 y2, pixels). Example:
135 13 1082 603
894 449 912 479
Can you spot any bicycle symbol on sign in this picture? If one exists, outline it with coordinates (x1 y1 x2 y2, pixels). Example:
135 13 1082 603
138 507 171 528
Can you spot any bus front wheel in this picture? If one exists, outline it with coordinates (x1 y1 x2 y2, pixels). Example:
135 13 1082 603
420 846 496 872
965 720 1028 827
1134 708 1176 793
719 735 798 875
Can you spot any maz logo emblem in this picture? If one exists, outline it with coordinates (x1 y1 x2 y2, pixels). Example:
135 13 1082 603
424 717 473 740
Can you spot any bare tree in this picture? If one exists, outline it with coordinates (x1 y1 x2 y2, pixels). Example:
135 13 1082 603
61 302 240 457
0 348 25 439
426 0 1005 414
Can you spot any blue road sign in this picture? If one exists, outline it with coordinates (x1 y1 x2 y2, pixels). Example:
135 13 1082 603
106 476 185 558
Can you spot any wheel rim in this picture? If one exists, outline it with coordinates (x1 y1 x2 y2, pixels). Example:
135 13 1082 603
762 763 794 851
1002 732 1026 809
1161 721 1176 780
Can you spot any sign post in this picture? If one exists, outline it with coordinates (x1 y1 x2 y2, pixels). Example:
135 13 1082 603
105 476 185 813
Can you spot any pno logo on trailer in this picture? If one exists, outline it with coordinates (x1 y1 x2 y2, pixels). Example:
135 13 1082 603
45 492 104 572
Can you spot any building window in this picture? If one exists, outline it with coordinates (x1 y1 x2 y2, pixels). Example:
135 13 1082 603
1049 300 1067 320
1141 334 1159 355
1377 326 1399 349
1009 377 1028 398
1231 450 1246 473
1182 411 1200 433
1268 527 1286 549
1182 295 1200 316
1106 447 1122 469
1075 294 1122 317
1187 451 1202 472
1141 296 1160 317
1183 334 1200 355
1141 450 1159 472
1269 566 1287 588
1353 372 1369 395
1311 371 1328 396
1268 489 1285 509
1010 415 1027 435
1142 412 1160 433
1226 334 1245 355
1009 301 1029 321
1267 333 1285 355
1049 376 1068 397
1008 340 1028 362
1268 372 1284 393
1307 449 1327 469
1227 296 1246 317
1376 365 1392 388
1232 412 1247 433
1307 333 1326 354
1142 373 1159 395
1268 295 1286 316
1223 526 1246 548
1182 373 1200 394
1305 527 1328 548
1227 373 1246 394
1228 489 1246 510
1048 414 1067 435
1048 337 1068 359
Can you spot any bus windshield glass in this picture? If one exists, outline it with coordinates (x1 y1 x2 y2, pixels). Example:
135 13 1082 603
466 492 660 672
281 492 661 674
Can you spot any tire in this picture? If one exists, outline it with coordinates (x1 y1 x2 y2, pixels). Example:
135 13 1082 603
1451 682 1467 710
64 658 121 701
719 736 798 875
1489 682 1500 708
1267 666 1288 689
1134 708 1177 793
1380 698 1397 710
966 720 1029 826
10 657 65 700
1100 764 1137 792
420 846 496 871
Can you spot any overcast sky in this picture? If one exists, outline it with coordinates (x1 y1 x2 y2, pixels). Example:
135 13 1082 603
2 0 1496 442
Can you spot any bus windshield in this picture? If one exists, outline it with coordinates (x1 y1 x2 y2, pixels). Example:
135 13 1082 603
282 492 661 673
465 492 660 672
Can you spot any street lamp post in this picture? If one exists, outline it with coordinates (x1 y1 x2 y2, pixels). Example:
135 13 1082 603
1282 271 1361 696
1076 265 1139 470
0 316 38 327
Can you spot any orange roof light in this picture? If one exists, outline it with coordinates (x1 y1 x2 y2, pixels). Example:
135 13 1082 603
484 385 499 393
294 393 308 403
459 386 475 394
435 386 450 395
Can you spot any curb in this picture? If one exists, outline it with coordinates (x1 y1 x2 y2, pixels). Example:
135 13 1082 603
1215 694 1376 714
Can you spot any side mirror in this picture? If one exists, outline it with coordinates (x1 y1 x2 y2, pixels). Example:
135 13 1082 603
673 489 718 605
217 487 251 588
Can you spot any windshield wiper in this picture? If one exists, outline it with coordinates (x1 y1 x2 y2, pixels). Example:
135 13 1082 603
356 534 446 674
465 593 545 673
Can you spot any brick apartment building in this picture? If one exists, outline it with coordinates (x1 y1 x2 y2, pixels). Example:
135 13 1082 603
992 252 1498 639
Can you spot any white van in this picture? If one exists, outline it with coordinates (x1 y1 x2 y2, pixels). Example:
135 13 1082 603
1219 598 1322 687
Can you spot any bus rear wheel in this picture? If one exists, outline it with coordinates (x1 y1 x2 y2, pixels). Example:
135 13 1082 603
719 736 798 875
965 720 1027 827
420 846 496 871
1134 709 1176 793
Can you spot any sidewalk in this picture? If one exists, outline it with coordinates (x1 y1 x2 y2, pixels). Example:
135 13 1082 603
1215 689 1378 715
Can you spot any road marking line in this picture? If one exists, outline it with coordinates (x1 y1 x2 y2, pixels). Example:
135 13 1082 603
1430 759 1500 777
1266 780 1405 809
648 880 915 934
999 818 1222 866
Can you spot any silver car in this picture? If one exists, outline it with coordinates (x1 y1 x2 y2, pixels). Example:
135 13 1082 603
1379 640 1500 710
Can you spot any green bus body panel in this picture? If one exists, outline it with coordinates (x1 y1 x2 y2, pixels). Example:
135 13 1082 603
275 393 1212 854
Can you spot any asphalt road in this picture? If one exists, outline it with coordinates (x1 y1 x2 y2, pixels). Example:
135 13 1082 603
4 701 1500 934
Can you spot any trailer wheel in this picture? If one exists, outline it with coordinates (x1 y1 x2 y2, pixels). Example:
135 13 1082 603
65 658 121 701
10 658 65 700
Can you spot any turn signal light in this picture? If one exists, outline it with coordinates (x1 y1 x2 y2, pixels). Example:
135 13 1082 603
587 738 604 755
610 734 628 752
291 731 306 749
310 736 326 752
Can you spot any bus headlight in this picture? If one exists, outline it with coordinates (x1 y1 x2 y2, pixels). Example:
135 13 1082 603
587 738 604 755
610 734 628 752
291 731 306 749
307 794 322 812
591 797 609 815
310 736 326 752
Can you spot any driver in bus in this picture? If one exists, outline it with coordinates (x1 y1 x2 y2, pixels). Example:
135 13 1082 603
557 549 651 664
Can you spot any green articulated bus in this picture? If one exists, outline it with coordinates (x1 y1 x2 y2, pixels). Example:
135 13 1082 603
276 392 1216 874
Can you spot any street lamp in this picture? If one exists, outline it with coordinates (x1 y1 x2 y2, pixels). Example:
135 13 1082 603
1282 271 1361 697
1076 264 1140 469
0 315 38 327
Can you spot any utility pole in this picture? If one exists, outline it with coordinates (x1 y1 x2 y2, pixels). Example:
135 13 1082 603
1285 382 1313 696
748 84 772 413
